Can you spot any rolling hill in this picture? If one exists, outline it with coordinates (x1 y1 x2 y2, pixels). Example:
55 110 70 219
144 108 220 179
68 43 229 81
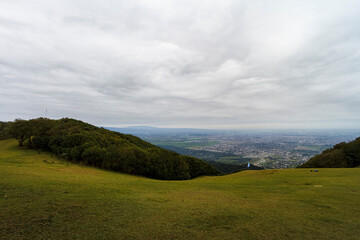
300 137 360 168
1 139 359 239
5 118 218 180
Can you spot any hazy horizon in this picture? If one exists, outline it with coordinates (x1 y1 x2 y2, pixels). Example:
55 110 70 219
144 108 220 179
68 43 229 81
1 1 360 129
107 125 360 132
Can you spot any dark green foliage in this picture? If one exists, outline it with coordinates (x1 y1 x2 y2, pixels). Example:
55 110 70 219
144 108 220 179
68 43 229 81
300 137 360 168
0 121 12 140
208 161 264 174
8 118 219 179
8 119 32 146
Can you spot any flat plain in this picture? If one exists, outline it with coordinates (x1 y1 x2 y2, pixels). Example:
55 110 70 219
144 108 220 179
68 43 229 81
1 139 359 240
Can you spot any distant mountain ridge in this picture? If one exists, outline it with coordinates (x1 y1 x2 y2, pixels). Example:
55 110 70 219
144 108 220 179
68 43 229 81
106 126 216 136
300 137 360 168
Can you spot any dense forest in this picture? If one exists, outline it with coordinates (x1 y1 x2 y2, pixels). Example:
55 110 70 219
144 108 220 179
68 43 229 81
5 118 219 180
300 137 360 168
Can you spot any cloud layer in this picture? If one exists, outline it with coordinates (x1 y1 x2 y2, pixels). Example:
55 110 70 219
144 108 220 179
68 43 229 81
1 0 360 128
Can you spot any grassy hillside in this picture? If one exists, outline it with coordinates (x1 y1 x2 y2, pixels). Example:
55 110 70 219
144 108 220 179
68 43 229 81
7 118 218 180
301 137 360 168
1 139 360 240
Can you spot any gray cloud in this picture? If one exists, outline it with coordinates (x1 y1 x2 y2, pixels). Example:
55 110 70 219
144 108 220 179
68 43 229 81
0 0 360 128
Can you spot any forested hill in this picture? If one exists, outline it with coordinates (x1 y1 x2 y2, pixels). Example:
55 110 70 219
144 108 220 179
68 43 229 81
300 137 360 168
6 118 219 180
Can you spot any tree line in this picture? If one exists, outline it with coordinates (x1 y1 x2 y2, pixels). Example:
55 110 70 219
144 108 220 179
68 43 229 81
7 118 219 180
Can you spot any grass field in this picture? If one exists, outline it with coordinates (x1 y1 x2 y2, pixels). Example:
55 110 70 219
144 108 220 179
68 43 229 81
1 139 359 240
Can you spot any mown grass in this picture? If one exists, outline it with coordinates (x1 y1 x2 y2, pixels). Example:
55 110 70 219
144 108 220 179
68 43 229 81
1 139 359 240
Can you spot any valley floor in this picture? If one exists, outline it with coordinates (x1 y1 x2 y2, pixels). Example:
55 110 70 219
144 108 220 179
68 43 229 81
0 139 359 240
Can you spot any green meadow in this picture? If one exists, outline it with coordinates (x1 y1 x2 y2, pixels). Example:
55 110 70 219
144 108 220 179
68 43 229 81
1 139 359 240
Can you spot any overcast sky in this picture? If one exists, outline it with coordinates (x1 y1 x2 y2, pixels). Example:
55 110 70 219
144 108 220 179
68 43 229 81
0 0 359 129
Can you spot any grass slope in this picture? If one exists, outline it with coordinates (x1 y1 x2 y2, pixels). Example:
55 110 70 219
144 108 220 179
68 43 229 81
1 139 360 240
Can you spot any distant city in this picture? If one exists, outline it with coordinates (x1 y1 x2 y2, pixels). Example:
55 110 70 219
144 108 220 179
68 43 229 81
108 127 360 169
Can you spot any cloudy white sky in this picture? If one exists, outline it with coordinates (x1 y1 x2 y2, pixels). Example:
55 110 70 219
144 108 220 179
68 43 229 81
0 0 360 129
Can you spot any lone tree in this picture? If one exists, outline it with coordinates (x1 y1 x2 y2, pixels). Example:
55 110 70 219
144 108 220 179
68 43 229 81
9 119 31 146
